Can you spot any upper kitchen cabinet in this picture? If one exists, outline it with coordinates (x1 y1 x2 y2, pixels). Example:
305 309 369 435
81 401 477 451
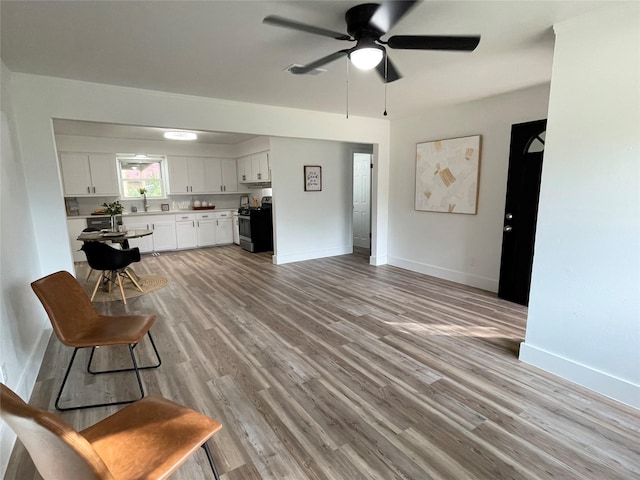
60 153 119 196
167 156 206 194
204 158 238 193
237 151 270 183
169 156 238 194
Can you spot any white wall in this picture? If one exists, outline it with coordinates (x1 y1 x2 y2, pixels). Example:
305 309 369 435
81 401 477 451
0 61 51 475
520 3 640 408
9 73 390 278
270 137 358 264
387 84 551 291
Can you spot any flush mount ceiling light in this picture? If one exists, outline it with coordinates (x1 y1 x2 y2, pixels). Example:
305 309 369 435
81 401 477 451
164 131 197 141
349 43 384 70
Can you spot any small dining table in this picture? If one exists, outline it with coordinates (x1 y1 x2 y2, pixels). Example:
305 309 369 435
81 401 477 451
77 229 153 250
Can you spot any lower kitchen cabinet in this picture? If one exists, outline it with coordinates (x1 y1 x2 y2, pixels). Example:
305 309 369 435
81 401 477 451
175 213 197 249
123 215 176 252
196 212 216 247
151 218 178 251
215 211 233 244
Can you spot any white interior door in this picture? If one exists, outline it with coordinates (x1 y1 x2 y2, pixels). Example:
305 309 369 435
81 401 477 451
353 153 371 249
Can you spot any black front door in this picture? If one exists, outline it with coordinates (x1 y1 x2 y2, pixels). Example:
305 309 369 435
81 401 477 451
498 119 546 306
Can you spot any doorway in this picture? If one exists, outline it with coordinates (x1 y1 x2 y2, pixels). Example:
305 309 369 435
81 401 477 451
352 152 372 253
498 119 546 306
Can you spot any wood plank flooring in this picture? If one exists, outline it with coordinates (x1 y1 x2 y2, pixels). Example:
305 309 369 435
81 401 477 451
5 246 640 479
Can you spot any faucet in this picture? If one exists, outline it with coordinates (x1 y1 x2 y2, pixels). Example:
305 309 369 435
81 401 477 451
143 194 149 212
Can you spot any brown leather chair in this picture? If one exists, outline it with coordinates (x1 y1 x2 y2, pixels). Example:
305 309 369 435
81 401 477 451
1 383 222 479
31 271 161 411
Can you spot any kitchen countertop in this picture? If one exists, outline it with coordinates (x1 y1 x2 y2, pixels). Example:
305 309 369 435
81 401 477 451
69 208 237 220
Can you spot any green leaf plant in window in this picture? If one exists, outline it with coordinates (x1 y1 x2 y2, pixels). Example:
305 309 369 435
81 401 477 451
139 188 149 212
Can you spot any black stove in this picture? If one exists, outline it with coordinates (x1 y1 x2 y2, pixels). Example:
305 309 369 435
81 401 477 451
238 196 272 253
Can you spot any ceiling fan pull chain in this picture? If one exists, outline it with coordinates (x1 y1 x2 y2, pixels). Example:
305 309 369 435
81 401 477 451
346 58 350 119
383 53 388 116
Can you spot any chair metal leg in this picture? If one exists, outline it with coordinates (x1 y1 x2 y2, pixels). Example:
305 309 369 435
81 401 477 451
55 344 146 411
202 442 221 480
87 331 162 374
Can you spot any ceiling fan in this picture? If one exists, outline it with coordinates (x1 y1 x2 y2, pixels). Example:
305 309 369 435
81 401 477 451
263 1 480 83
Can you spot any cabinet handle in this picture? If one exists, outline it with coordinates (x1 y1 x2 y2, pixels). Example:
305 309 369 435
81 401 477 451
192 221 195 227
93 186 96 193
257 173 261 179
197 221 200 227
216 220 219 226
87 186 90 193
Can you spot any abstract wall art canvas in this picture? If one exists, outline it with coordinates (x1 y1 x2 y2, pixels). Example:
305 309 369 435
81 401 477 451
415 135 481 214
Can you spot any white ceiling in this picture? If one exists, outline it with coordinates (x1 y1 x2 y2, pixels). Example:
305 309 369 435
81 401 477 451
1 1 620 120
52 119 257 145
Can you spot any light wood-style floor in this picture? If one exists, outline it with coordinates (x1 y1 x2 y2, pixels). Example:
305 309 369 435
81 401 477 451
5 246 640 479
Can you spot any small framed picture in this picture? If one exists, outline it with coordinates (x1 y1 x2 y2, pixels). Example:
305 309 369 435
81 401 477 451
304 165 322 192
161 203 170 211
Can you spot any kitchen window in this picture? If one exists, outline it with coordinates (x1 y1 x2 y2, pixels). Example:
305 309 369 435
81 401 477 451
118 155 168 199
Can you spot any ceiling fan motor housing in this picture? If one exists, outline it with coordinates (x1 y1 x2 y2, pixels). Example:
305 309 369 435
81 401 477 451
345 3 385 39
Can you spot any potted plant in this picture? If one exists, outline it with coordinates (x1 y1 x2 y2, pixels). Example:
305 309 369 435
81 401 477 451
102 201 123 231
139 188 149 212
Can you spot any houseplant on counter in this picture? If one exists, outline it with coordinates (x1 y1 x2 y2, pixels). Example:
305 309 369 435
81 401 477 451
139 188 149 212
102 200 123 231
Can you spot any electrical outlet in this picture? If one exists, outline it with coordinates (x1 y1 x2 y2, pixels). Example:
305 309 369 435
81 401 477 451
0 363 7 384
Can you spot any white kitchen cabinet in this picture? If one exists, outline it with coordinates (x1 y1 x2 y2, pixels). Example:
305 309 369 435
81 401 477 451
123 215 176 252
167 156 206 194
220 158 238 192
215 211 233 245
60 153 119 196
151 218 177 251
122 217 154 253
237 155 250 183
251 151 270 182
66 218 88 263
204 157 238 193
196 212 216 246
170 156 238 194
237 151 270 183
175 213 197 249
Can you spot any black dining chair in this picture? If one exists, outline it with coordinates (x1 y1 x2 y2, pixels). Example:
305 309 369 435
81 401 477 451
81 227 101 282
81 241 143 304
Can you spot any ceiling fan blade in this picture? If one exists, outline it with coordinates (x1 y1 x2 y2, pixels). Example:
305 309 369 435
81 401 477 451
370 1 418 34
289 50 350 74
263 15 352 41
387 35 481 51
375 53 402 83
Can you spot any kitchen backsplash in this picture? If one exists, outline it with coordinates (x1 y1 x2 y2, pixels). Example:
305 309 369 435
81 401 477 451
67 189 272 216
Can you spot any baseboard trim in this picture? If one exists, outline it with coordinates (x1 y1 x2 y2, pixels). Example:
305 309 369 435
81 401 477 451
387 256 498 292
519 342 640 409
273 245 352 265
369 255 387 266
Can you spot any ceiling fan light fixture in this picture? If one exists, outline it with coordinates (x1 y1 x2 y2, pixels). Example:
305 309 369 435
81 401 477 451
164 131 197 141
349 46 383 70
